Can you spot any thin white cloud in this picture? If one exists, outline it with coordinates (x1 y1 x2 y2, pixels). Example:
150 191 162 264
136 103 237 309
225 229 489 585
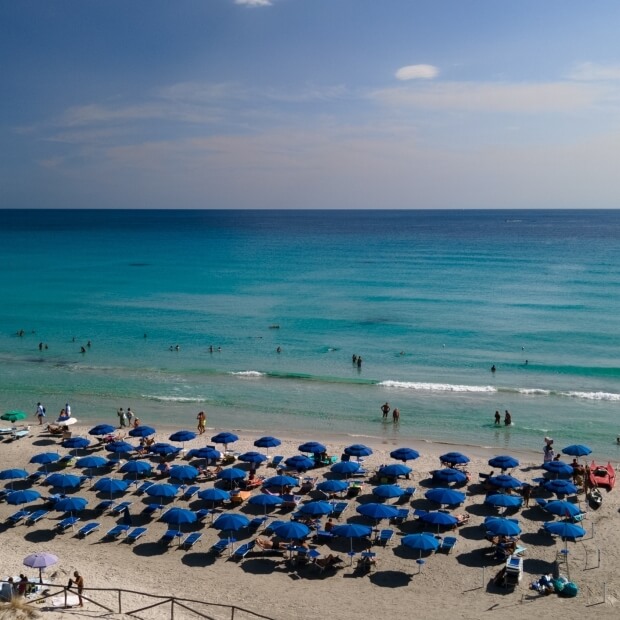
373 81 608 113
395 64 439 81
235 0 272 6
569 61 620 81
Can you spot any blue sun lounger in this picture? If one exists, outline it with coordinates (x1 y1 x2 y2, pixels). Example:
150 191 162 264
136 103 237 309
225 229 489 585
7 509 30 525
160 529 183 546
180 485 200 501
378 529 394 546
181 532 203 550
136 480 154 494
57 516 80 532
126 527 148 543
232 540 255 561
78 522 101 538
25 510 49 525
210 538 232 555
142 503 164 516
94 499 115 512
110 501 132 515
332 501 349 519
440 536 458 554
104 524 130 540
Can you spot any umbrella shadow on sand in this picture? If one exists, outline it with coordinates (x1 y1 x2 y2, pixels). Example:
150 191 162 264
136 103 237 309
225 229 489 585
368 570 413 588
180 553 219 568
24 529 57 544
240 557 287 575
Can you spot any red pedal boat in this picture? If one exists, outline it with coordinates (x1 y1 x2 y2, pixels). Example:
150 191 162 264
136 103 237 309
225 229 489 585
588 461 616 491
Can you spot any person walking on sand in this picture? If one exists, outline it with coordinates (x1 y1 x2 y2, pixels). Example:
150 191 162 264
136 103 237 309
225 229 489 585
36 402 46 425
494 410 501 425
381 402 390 419
197 411 206 435
126 408 134 427
68 571 84 607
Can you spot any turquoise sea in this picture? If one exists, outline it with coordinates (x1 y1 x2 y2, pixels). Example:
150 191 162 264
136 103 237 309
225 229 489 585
1 209 619 458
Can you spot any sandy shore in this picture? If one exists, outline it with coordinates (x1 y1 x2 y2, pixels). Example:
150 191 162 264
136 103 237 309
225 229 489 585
1 420 619 620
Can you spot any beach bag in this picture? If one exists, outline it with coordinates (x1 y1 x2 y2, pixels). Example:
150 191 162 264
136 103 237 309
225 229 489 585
560 582 578 598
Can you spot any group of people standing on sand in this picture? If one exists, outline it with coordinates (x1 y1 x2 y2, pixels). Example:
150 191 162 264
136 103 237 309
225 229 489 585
381 402 400 422
196 410 207 434
494 410 512 426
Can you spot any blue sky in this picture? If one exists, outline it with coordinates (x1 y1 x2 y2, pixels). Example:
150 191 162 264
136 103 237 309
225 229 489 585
3 0 620 209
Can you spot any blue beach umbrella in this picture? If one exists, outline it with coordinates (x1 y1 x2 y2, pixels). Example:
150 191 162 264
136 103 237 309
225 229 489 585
432 468 467 485
213 512 250 533
331 461 360 477
316 479 349 495
344 444 373 459
62 437 90 451
149 443 180 457
419 511 458 530
298 441 326 454
105 441 135 455
169 430 196 444
7 489 41 506
0 468 29 488
161 507 197 531
425 487 466 507
93 477 130 497
55 496 88 515
390 447 420 462
76 455 107 469
238 451 268 465
46 473 81 490
379 463 412 478
272 521 311 541
169 465 199 482
485 517 522 537
120 460 152 477
401 532 440 556
331 523 372 553
356 503 399 521
544 479 578 496
264 475 298 490
545 500 581 519
145 482 178 501
192 447 221 462
488 455 520 471
254 436 281 449
285 455 314 471
373 484 405 500
198 487 231 504
128 425 156 438
217 467 246 482
297 501 333 517
562 444 592 458
544 520 585 539
30 453 61 474
248 493 283 514
487 474 523 490
543 461 574 477
88 424 116 436
440 452 470 466
211 432 239 450
485 494 523 509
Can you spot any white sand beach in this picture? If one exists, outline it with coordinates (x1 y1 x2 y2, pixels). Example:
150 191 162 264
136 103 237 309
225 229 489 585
1 421 619 620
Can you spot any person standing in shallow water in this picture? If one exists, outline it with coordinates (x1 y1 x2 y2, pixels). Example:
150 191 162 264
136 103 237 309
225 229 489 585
504 410 512 426
392 408 400 422
494 411 501 425
381 402 390 419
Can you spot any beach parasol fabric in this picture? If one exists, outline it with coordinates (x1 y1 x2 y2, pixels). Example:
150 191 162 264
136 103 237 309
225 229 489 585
248 493 283 513
296 501 333 517
544 500 581 518
373 484 405 500
57 417 77 426
485 494 523 508
46 473 81 490
54 496 88 514
161 507 197 529
105 441 135 454
148 442 180 456
432 468 467 485
344 444 373 458
93 477 129 499
487 474 523 489
145 482 178 500
485 517 521 537
169 465 199 482
440 452 470 465
88 424 116 436
264 475 298 489
192 447 221 461
401 533 440 554
284 455 314 471
0 468 29 481
419 511 458 528
7 489 41 506
544 479 578 496
356 503 399 521
2 410 27 422
331 461 360 476
199 488 231 504
561 444 592 457
23 552 59 584
238 451 268 465
298 441 326 454
254 436 281 449
30 452 61 466
378 463 412 478
216 467 246 482
488 455 519 470
211 432 239 448
120 460 152 476
425 487 466 506
543 461 574 477
316 479 348 494
272 521 310 540
390 447 420 462
169 430 196 443
331 523 372 552
128 425 156 438
213 512 250 532
62 437 90 451
75 455 107 474
544 521 586 539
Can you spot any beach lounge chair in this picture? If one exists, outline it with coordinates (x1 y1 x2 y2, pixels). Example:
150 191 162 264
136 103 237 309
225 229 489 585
78 522 101 538
196 508 211 522
136 480 154 494
160 529 182 546
28 471 45 483
25 509 49 525
378 529 394 546
104 524 130 540
181 532 203 550
392 508 409 523
94 499 115 512
232 540 255 561
110 501 132 515
315 529 334 543
10 429 29 440
180 485 200 501
331 501 349 519
281 494 302 509
210 538 234 555
269 455 284 468
126 527 148 543
249 516 269 530
142 503 164 516
57 516 80 532
313 554 344 575
440 536 458 554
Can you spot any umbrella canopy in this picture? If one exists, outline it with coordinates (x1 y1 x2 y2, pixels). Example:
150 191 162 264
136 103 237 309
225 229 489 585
544 479 578 496
169 430 197 443
88 424 116 436
485 517 522 537
298 441 326 454
356 503 399 521
378 463 412 478
46 473 81 490
561 444 592 457
55 496 88 514
419 511 458 528
331 461 360 476
344 444 373 458
198 488 231 503
2 410 27 422
485 493 523 508
128 425 156 438
169 465 199 482
30 452 61 466
145 483 178 499
23 552 58 583
213 512 250 532
401 533 440 554
93 477 130 495
105 441 135 454
296 501 333 517
331 523 372 553
217 467 246 482
57 417 77 427
272 521 311 540
62 437 90 451
425 487 466 506
543 461 574 477
161 507 197 527
488 455 520 470
0 468 29 480
120 460 152 475
7 489 41 506
544 521 586 539
192 447 222 461
440 452 470 466
545 500 581 518
75 455 107 471
254 436 281 449
248 493 283 511
284 455 314 471
211 432 239 447
390 447 420 462
316 479 349 495
373 484 405 500
238 451 268 465
149 442 180 456
487 474 523 490
264 474 298 488
432 468 467 485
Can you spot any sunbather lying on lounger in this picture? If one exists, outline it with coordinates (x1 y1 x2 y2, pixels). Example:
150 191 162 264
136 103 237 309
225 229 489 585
46 424 64 435
256 536 309 551
452 513 470 528
315 554 344 569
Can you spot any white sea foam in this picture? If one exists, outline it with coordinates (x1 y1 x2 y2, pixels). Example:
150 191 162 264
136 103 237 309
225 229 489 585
518 388 551 396
378 380 496 393
229 371 265 378
562 390 620 402
142 395 206 403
